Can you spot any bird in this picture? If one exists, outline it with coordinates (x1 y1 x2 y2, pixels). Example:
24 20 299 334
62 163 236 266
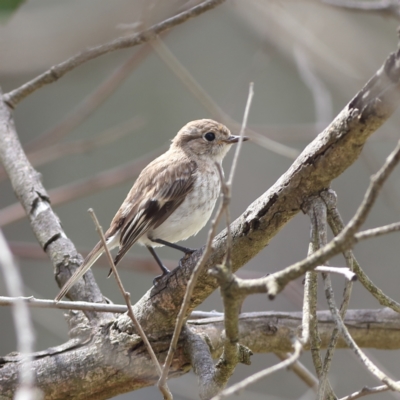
55 119 248 301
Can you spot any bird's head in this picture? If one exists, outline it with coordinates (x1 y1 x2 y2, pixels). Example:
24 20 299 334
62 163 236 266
171 119 248 162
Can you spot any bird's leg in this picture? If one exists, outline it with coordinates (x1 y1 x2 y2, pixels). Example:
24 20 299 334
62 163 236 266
146 245 170 285
151 238 195 254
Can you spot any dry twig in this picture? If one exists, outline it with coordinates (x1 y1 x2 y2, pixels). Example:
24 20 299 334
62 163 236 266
87 209 170 399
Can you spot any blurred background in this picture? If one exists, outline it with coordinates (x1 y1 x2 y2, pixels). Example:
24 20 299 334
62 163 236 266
1 0 400 399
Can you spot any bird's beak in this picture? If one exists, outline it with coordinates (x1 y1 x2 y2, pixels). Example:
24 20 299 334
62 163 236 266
225 135 249 143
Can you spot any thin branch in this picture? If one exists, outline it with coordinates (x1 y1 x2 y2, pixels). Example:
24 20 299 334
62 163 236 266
224 82 254 267
0 230 40 400
157 165 228 392
314 266 356 281
274 352 318 390
327 287 400 391
87 209 170 399
303 195 335 400
157 80 254 394
338 383 395 400
321 0 400 19
227 82 254 186
211 339 302 399
0 296 127 313
3 0 226 108
355 222 400 241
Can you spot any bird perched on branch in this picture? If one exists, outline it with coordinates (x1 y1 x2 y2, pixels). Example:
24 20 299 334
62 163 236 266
55 119 248 301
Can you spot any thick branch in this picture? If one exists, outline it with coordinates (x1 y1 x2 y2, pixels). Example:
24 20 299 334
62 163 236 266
1 308 399 399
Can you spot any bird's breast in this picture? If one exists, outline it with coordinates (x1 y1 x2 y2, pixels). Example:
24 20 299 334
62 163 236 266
143 166 221 245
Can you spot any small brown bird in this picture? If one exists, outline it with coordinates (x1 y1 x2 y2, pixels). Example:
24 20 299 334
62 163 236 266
55 119 248 301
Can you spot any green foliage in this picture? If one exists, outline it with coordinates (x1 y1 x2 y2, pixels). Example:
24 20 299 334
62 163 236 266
0 0 26 22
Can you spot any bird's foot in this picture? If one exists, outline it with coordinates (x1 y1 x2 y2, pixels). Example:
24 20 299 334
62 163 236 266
178 248 197 268
152 268 170 286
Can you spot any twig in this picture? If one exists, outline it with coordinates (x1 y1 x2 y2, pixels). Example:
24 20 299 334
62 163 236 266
303 195 336 399
321 0 400 19
314 266 356 281
158 83 254 397
227 83 254 186
274 352 318 390
0 295 126 313
151 36 299 158
224 82 254 266
326 285 400 391
211 339 302 399
3 0 226 108
0 146 165 227
0 230 41 400
87 209 170 398
157 195 227 392
355 222 400 241
338 383 394 400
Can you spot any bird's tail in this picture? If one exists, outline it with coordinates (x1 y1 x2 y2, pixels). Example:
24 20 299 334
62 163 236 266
54 241 104 302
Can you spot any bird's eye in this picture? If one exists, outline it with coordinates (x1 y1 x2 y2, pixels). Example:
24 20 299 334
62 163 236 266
204 132 215 142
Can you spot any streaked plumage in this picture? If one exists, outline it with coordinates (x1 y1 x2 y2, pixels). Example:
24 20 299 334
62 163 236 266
55 119 248 301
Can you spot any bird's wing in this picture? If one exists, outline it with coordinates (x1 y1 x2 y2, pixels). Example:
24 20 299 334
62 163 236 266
112 156 198 265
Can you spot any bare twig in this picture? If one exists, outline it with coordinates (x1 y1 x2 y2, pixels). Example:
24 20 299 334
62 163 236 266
355 222 400 241
303 196 335 400
156 197 227 391
314 266 357 281
321 0 400 19
87 209 170 398
0 230 40 400
0 295 127 313
338 383 395 400
3 0 226 108
157 81 254 394
88 211 161 365
211 339 302 399
224 82 254 266
327 287 400 391
274 352 318 390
